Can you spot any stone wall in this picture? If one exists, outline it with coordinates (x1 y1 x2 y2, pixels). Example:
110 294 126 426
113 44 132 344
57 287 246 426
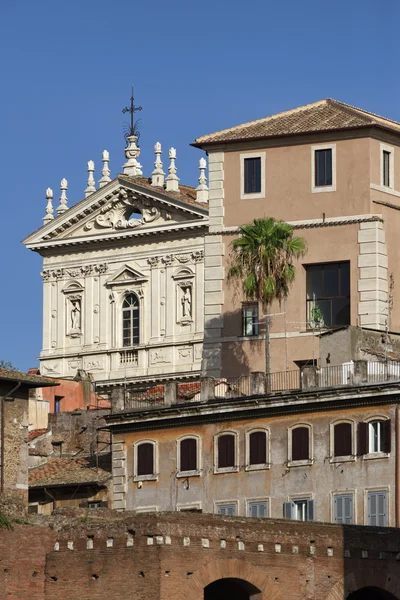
1 511 400 599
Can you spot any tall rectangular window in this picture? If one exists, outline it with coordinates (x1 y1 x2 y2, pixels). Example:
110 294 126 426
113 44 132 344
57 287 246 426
306 262 350 328
333 422 352 457
334 494 353 524
315 149 332 187
242 304 259 336
244 157 261 194
291 426 310 461
283 499 314 521
55 396 62 413
368 491 387 526
137 443 154 477
217 434 235 469
383 150 391 187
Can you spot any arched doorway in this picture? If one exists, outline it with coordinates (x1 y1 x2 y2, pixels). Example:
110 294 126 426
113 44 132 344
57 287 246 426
348 588 399 600
204 577 261 600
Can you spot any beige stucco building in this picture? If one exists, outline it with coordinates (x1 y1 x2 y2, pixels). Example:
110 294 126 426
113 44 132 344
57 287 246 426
193 99 400 378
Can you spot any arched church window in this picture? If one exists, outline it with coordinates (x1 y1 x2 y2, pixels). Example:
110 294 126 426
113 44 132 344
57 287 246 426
122 293 139 347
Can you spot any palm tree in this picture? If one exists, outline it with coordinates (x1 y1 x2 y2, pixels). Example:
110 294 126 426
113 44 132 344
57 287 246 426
228 217 307 380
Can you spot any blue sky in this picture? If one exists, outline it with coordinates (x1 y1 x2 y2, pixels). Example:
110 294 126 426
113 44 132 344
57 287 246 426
0 0 399 370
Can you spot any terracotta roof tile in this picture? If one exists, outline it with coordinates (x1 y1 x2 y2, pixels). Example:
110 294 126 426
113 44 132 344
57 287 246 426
193 99 400 146
28 429 48 442
29 455 111 487
0 369 58 387
120 174 207 210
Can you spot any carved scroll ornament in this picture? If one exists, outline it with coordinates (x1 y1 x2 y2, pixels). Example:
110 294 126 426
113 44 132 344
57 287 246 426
84 189 161 232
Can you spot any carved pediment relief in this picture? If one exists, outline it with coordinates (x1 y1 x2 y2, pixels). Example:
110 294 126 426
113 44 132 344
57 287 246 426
106 264 148 288
83 189 164 233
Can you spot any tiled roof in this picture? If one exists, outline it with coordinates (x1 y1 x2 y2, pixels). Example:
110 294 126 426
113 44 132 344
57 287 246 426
28 429 48 442
120 174 207 210
29 455 111 488
193 99 400 146
0 368 58 387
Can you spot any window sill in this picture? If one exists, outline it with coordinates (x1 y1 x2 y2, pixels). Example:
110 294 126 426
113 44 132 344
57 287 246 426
371 183 399 198
214 467 239 475
245 463 270 472
330 455 356 464
176 470 201 478
133 474 158 482
363 452 389 461
240 192 266 200
312 184 336 194
288 459 313 467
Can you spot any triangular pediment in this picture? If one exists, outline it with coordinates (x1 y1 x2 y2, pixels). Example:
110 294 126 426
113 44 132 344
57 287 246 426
24 175 208 250
106 264 147 287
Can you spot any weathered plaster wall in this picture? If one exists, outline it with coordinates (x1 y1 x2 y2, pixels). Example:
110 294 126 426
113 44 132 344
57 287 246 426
114 402 397 525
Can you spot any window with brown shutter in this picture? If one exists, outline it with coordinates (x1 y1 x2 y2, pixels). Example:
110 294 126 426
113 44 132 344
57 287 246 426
218 434 235 468
292 427 310 461
357 422 368 455
333 422 352 457
384 419 391 453
249 431 267 465
137 442 154 476
180 438 197 472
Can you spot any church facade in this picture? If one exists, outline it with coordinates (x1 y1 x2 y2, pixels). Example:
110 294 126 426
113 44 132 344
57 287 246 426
24 133 209 392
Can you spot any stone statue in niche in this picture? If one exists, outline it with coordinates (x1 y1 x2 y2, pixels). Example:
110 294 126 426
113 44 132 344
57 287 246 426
181 286 192 319
69 297 82 335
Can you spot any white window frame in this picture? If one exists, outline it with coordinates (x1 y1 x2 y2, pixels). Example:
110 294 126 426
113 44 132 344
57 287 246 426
364 486 390 527
246 497 270 518
287 423 313 467
133 439 158 482
240 152 266 200
214 499 239 516
311 144 336 193
135 505 158 514
286 493 314 521
329 419 356 463
214 430 239 474
176 435 202 478
331 490 356 524
245 428 270 471
380 143 394 190
176 501 202 512
363 415 390 460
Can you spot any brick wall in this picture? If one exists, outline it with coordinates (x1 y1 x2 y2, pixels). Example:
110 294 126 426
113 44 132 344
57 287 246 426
0 512 400 599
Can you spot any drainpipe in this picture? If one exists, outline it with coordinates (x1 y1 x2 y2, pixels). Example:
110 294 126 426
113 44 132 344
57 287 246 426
0 382 22 495
396 405 400 527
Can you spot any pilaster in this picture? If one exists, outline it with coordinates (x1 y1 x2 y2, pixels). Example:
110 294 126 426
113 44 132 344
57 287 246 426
112 440 127 511
357 221 388 329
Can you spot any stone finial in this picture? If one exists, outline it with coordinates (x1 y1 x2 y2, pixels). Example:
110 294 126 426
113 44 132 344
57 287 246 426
99 150 111 187
85 160 96 197
151 142 165 187
123 134 143 177
196 157 208 203
57 178 68 214
165 147 179 192
43 188 54 223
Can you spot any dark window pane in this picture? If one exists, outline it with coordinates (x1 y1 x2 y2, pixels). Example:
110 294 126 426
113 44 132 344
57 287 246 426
249 431 267 465
340 262 351 297
292 427 309 461
383 151 390 187
334 423 352 457
137 443 154 476
306 265 323 299
218 434 235 468
323 263 340 298
315 149 332 186
180 438 197 471
332 298 350 326
244 158 261 194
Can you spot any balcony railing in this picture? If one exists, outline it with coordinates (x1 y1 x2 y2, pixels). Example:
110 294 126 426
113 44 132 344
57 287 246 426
115 360 400 412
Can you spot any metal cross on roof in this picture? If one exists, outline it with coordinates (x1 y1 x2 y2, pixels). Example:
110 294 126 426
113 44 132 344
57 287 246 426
122 86 143 137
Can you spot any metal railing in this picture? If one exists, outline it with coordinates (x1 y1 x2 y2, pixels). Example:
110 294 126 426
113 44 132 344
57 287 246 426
118 360 400 411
